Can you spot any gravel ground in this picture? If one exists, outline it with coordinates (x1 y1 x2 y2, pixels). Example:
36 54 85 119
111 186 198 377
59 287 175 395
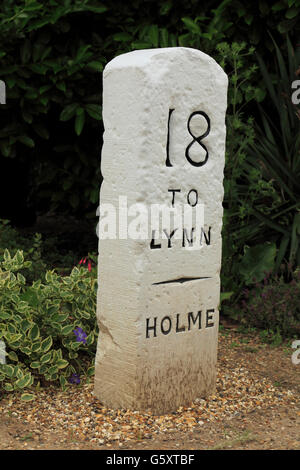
0 329 299 450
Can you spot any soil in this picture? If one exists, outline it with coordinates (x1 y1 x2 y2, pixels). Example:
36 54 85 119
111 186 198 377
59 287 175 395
0 323 299 451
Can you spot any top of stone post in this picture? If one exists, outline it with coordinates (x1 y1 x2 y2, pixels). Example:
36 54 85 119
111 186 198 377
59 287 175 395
103 47 227 82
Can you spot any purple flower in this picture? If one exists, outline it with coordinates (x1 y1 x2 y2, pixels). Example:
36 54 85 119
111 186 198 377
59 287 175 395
69 373 80 385
73 327 87 344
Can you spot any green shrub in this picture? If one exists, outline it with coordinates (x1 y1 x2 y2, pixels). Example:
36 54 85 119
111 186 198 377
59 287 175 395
216 42 266 300
244 36 300 270
220 37 300 310
0 219 47 282
0 1 298 220
0 218 97 279
0 249 98 401
178 1 300 51
239 267 300 339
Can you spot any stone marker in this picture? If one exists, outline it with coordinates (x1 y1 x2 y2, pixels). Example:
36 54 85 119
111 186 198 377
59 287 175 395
0 340 6 364
94 47 228 414
0 80 5 105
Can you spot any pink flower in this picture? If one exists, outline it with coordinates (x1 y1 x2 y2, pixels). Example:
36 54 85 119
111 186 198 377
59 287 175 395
78 257 92 272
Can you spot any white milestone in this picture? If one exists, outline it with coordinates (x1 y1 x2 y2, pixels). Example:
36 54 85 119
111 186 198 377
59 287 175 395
0 340 6 365
94 47 228 414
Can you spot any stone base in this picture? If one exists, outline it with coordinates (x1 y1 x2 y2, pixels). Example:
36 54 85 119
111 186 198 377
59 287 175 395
94 279 219 415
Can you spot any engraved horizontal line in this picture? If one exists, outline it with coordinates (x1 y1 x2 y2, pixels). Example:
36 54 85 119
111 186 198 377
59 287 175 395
152 276 211 286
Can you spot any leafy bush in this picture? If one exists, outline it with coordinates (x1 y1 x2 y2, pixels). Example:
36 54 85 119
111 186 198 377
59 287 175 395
220 37 300 309
178 1 300 51
0 249 98 401
238 242 277 286
0 0 105 220
243 36 300 270
217 42 266 298
239 267 300 338
0 219 47 282
0 218 97 280
0 0 298 221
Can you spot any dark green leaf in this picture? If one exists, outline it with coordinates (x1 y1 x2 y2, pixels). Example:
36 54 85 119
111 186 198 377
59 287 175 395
40 351 52 364
4 383 14 392
41 336 53 353
181 17 200 34
113 32 132 42
30 361 41 369
56 359 68 369
15 373 32 389
61 325 74 335
17 135 35 148
75 111 85 135
85 104 101 120
60 103 78 121
28 324 40 341
8 351 18 362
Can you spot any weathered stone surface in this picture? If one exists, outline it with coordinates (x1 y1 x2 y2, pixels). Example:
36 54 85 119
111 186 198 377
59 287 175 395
0 340 6 364
94 47 228 414
0 80 5 105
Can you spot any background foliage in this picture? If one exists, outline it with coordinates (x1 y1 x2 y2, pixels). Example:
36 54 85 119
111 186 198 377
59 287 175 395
0 248 97 400
0 0 299 222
